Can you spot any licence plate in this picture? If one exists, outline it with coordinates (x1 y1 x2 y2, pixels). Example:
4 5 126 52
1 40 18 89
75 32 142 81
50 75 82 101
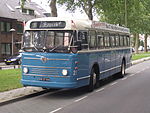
39 78 50 81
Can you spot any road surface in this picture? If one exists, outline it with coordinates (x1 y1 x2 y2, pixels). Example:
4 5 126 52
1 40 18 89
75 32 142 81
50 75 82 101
0 60 150 113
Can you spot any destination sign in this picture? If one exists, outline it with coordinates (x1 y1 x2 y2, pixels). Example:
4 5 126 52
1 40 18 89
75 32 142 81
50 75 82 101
30 21 66 29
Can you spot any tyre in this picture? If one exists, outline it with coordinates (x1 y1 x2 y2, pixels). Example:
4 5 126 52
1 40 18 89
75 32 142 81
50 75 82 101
119 60 126 78
88 68 99 92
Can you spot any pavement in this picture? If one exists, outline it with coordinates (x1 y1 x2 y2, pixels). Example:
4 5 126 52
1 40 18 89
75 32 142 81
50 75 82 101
0 57 150 104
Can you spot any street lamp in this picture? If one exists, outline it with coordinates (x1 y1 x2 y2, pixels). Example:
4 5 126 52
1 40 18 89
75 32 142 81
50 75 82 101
10 28 16 56
125 0 127 26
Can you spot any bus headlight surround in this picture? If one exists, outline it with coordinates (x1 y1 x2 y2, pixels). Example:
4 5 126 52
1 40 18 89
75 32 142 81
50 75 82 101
62 69 68 76
23 67 28 74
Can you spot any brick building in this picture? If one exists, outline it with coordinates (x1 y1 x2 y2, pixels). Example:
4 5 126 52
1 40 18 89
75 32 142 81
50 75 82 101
0 0 48 62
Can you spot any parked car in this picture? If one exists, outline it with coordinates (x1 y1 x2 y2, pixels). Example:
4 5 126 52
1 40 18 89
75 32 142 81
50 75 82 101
138 46 144 51
4 53 22 65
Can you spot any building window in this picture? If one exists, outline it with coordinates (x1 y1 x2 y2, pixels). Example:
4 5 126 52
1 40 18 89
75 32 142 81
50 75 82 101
1 22 5 32
22 8 34 16
17 23 23 33
0 22 11 32
1 43 11 55
29 9 34 15
22 8 27 13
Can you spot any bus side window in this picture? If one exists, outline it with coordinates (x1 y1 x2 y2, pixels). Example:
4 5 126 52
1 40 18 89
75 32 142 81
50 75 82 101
78 31 88 49
120 35 124 47
110 34 116 47
97 32 104 49
124 35 127 47
127 36 130 46
104 33 110 48
89 31 97 49
115 35 120 47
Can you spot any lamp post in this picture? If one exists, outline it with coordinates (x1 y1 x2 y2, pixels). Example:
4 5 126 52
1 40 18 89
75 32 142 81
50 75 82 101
10 28 15 56
125 0 127 26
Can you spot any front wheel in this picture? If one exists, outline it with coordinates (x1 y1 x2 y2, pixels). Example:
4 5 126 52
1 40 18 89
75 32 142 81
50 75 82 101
88 68 99 92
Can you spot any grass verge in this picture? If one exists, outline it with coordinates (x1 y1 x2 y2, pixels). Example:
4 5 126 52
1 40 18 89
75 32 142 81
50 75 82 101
0 69 22 92
132 52 150 60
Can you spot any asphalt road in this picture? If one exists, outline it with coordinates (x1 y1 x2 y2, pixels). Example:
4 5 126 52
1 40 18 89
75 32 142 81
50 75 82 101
1 60 150 113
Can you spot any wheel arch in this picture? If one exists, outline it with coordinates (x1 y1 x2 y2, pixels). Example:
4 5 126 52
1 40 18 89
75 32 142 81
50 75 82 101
91 62 100 75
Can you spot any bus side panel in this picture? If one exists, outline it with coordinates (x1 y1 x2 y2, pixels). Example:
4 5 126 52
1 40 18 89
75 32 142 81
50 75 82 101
103 51 112 78
110 50 117 76
76 53 90 87
125 48 132 68
98 52 105 79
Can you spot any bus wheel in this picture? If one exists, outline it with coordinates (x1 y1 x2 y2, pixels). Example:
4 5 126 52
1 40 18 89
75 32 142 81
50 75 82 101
88 68 97 92
119 60 126 78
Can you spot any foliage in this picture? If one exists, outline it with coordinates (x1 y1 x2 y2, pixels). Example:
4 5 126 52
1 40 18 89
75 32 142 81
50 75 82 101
97 0 150 34
21 0 26 8
58 0 100 20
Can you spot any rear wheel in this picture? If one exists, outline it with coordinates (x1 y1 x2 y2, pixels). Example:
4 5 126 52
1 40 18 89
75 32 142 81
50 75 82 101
119 60 126 78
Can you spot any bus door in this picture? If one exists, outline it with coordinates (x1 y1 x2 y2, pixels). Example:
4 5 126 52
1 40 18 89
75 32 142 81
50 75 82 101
76 30 89 85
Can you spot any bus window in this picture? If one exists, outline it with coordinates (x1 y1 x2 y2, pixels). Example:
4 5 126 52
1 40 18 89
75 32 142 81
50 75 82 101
104 33 110 48
89 31 97 49
78 31 88 49
115 35 120 47
124 36 127 47
120 35 124 47
46 31 55 47
127 36 130 46
32 31 45 48
110 34 115 47
97 32 104 49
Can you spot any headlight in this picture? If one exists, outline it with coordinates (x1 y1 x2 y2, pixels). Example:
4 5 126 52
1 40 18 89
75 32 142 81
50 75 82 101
11 59 16 61
62 69 68 76
23 67 28 74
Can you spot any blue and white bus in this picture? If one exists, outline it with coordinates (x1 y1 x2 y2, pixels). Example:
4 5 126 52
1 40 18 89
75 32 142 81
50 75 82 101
21 17 131 91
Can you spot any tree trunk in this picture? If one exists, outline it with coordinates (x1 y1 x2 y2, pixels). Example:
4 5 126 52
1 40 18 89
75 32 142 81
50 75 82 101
134 33 139 54
49 0 57 17
144 34 148 52
84 8 93 20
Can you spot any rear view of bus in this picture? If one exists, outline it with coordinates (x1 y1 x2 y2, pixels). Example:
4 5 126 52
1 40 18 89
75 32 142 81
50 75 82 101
21 17 131 91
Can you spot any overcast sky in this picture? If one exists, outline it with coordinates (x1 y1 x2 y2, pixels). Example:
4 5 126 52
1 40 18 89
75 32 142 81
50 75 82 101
31 0 98 20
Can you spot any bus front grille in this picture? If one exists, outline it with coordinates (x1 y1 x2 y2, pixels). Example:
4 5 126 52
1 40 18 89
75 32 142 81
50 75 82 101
30 67 59 76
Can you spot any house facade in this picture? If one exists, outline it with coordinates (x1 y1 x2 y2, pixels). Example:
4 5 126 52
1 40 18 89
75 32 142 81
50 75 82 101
0 0 49 62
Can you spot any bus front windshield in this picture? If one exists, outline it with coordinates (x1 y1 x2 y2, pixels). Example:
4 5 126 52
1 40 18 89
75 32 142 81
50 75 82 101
23 30 73 52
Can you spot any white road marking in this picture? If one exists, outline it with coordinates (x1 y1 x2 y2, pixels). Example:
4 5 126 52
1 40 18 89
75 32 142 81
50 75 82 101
74 96 88 102
121 77 127 80
95 88 105 92
110 82 118 86
49 108 62 113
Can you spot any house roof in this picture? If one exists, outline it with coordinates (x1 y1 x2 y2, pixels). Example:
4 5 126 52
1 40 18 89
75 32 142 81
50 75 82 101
0 0 47 22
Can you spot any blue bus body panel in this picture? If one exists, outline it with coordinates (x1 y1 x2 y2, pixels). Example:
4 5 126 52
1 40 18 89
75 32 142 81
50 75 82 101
21 52 90 88
21 48 131 89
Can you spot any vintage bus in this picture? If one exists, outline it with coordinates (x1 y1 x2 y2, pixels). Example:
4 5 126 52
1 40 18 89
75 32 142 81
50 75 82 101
21 17 132 91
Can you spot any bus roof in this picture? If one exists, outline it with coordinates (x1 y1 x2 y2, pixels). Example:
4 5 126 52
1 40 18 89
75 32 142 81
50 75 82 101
25 17 130 34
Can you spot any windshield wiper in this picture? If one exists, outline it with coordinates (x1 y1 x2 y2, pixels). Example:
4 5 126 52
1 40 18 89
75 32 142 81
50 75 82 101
49 45 62 52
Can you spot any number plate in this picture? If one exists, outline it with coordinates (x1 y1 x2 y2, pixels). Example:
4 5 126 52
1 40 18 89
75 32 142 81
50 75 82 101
39 78 50 81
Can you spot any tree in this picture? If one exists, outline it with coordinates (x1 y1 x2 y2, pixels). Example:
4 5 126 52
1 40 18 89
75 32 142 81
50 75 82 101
58 0 99 20
97 0 150 53
49 0 58 17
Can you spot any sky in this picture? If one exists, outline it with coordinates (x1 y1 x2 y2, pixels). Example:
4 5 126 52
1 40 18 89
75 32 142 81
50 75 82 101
31 0 98 20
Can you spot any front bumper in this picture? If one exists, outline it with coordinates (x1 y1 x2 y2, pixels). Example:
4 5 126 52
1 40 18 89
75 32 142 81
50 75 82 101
21 79 78 88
